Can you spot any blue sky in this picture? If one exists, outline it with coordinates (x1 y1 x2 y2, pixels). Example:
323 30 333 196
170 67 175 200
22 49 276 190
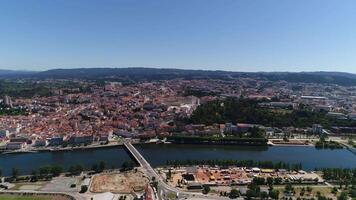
1 0 356 73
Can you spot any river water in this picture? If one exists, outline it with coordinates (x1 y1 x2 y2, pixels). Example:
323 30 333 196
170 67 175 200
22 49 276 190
0 144 355 176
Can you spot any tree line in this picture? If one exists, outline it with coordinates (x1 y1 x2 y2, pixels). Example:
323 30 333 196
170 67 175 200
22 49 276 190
320 168 356 186
0 160 137 182
188 98 356 128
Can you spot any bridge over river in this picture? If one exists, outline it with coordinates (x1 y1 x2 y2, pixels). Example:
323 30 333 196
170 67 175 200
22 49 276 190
123 140 229 200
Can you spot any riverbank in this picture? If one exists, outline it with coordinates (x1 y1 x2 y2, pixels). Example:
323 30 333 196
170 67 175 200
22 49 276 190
0 143 355 176
166 135 268 146
1 137 336 155
0 138 166 155
0 141 132 155
268 139 314 147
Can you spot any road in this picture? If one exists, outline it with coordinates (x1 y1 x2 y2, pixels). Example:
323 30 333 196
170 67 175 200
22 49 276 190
124 140 228 200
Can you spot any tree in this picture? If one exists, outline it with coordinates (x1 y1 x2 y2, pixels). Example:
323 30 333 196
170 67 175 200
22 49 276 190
39 166 51 178
12 168 19 179
331 187 338 195
274 177 283 185
350 189 356 198
151 180 158 190
121 160 135 171
300 187 305 196
318 195 328 200
229 188 240 199
167 168 172 179
80 185 88 193
306 186 313 193
260 191 268 199
337 192 348 200
246 183 261 198
250 126 265 138
267 177 274 186
269 189 279 199
31 170 38 182
50 165 63 177
202 185 210 194
69 164 84 175
99 161 105 172
91 163 98 173
252 177 266 185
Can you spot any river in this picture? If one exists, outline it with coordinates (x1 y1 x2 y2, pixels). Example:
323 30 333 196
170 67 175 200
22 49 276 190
0 144 355 176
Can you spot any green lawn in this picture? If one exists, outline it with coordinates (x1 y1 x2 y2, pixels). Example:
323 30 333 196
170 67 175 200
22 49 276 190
0 194 67 200
0 194 51 200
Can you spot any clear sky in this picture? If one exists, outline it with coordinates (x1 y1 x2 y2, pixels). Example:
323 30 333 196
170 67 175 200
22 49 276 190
1 0 356 73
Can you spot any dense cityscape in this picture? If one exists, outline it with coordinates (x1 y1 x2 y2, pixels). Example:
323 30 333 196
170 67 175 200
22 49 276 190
1 0 356 199
0 69 355 200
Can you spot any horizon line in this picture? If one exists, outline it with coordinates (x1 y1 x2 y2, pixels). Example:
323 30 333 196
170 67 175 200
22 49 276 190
0 66 355 75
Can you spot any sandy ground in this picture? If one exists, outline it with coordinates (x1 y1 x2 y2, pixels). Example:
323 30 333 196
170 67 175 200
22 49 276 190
10 181 47 191
18 185 43 190
90 171 148 194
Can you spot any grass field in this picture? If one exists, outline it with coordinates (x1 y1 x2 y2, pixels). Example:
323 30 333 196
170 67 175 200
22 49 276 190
0 194 70 200
0 194 50 200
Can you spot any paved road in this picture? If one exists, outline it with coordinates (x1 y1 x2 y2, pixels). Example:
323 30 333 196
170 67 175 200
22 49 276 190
124 140 228 200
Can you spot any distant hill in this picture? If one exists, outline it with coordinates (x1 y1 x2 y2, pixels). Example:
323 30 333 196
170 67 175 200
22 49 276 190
34 67 232 80
255 72 356 86
3 67 356 86
0 69 36 78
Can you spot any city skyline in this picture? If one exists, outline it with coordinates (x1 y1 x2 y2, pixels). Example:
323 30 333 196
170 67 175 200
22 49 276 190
1 0 356 73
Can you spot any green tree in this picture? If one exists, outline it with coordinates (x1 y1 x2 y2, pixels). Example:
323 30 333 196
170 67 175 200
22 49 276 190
229 188 240 199
69 164 84 175
252 177 266 185
269 189 279 199
300 187 305 196
284 183 294 194
331 187 338 195
260 191 268 199
306 186 313 193
202 185 210 194
99 161 106 172
350 189 356 198
266 177 274 187
39 166 51 178
51 165 63 177
80 185 88 193
151 180 158 190
91 163 98 173
337 192 348 200
121 160 135 171
318 195 328 200
12 168 19 179
246 183 261 198
31 170 38 182
167 168 172 179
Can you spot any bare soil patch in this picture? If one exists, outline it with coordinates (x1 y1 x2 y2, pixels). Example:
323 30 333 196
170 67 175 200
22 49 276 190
90 171 148 194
